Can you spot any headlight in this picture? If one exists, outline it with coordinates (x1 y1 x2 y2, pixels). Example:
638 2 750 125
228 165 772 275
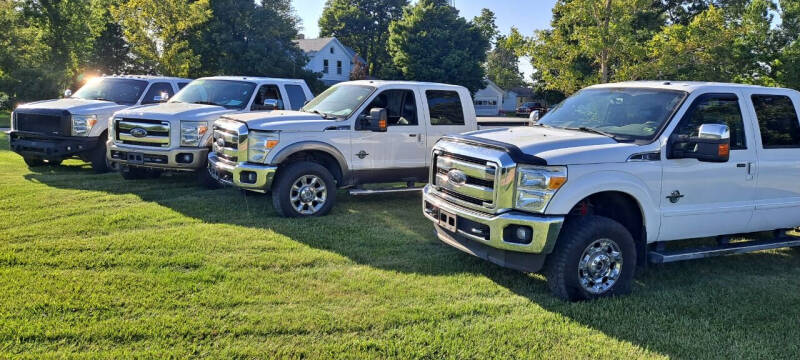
180 121 208 147
71 114 97 136
247 131 279 163
514 165 567 213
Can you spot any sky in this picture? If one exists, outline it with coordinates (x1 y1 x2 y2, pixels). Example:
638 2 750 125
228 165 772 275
291 0 559 80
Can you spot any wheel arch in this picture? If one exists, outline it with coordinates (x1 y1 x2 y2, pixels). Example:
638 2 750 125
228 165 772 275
270 142 349 185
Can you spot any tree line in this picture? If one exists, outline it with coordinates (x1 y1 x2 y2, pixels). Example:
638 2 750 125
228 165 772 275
1 0 798 109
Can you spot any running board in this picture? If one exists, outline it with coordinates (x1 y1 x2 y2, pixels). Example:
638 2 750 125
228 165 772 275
649 237 800 264
348 187 424 196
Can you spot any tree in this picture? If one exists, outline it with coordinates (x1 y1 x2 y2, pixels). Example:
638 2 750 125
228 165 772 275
350 56 368 81
387 0 490 93
113 0 211 77
318 0 408 78
191 0 320 89
486 28 526 90
776 0 800 89
472 8 499 44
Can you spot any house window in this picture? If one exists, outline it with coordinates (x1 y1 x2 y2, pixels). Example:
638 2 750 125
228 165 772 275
330 47 334 54
323 59 329 74
337 61 342 75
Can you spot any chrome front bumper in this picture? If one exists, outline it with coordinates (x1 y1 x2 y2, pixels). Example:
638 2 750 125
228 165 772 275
108 141 208 170
423 185 564 255
207 152 277 190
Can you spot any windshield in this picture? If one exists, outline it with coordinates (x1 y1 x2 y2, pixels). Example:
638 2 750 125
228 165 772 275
169 79 257 110
302 85 375 118
72 78 149 105
539 88 687 140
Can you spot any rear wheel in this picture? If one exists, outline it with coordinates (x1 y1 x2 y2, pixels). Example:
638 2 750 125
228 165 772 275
23 157 45 167
544 216 636 301
271 161 336 217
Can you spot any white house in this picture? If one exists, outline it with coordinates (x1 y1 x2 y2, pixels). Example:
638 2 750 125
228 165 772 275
294 37 366 86
502 87 537 112
473 79 504 116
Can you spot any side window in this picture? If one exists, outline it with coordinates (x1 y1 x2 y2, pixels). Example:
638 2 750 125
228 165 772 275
360 89 418 126
285 85 308 111
141 82 174 104
672 94 747 150
337 61 343 75
252 84 284 111
323 59 329 74
752 95 800 149
426 90 465 126
177 82 189 90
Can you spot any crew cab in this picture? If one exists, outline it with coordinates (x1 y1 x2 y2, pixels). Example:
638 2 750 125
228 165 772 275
208 80 487 217
8 75 190 172
107 76 312 186
423 81 800 301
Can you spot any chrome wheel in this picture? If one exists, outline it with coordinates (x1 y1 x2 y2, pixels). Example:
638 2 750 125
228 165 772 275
289 174 327 215
578 238 623 294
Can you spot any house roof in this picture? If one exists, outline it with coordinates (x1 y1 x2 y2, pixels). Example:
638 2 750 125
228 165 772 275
508 87 536 97
293 37 366 64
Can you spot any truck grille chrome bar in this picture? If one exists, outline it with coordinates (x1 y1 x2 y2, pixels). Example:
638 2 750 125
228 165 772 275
212 118 248 163
116 119 170 147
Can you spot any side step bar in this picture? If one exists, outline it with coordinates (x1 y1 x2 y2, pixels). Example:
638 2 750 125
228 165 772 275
649 236 800 264
348 187 424 196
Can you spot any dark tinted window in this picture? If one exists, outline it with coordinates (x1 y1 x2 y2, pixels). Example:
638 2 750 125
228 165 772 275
285 85 308 110
361 89 417 126
177 82 189 89
752 95 800 149
673 94 747 150
72 78 149 105
252 84 284 111
141 82 174 104
426 90 465 126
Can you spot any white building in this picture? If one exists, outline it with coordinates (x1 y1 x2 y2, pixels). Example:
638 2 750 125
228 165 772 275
294 37 366 86
473 79 504 116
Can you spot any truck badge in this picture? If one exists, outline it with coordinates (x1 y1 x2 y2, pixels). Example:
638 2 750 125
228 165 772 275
447 169 467 186
130 127 148 138
356 150 369 159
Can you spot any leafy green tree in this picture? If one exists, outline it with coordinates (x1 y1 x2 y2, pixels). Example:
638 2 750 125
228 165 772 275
486 28 526 90
113 0 211 77
472 8 499 44
387 0 489 93
776 0 800 89
318 0 407 78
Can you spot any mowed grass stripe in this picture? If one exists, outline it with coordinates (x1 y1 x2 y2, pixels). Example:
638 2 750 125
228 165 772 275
2 134 800 359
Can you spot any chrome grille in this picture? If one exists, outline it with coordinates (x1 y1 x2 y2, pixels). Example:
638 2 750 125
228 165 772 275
116 118 170 147
212 119 248 163
433 152 498 208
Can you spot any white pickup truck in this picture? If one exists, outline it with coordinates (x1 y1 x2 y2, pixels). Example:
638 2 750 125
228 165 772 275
423 81 800 301
8 75 190 172
107 76 313 186
208 80 527 217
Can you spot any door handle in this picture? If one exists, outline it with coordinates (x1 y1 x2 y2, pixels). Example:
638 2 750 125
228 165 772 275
409 134 417 137
736 163 747 168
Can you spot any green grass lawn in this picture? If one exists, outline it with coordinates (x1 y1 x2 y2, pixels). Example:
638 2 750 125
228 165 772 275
0 110 9 128
1 134 800 358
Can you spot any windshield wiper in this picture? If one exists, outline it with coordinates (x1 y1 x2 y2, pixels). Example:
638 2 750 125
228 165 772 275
191 101 219 106
307 109 336 120
564 127 634 142
93 97 114 102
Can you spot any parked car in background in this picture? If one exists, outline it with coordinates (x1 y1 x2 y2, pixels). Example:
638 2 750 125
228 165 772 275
423 81 800 301
107 76 312 187
516 102 546 117
8 75 190 172
208 80 489 217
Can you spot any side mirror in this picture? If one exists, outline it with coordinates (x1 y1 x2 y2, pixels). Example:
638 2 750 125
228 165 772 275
64 89 72 98
669 123 731 162
366 108 388 132
261 99 283 111
153 92 169 103
529 110 541 124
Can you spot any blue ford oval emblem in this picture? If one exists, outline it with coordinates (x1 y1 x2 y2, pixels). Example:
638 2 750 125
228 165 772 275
447 169 467 185
130 127 147 138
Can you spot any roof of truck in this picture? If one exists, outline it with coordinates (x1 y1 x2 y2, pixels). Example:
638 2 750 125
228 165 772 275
102 75 192 81
343 80 468 90
589 81 799 94
197 76 308 84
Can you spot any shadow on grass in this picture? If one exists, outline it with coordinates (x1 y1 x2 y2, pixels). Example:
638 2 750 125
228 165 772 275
21 161 800 358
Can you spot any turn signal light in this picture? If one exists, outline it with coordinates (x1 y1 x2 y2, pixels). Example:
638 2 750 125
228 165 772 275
198 125 208 136
266 140 279 149
379 119 387 130
718 143 730 157
548 176 567 190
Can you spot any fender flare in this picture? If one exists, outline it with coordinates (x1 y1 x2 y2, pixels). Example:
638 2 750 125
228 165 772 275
269 141 350 179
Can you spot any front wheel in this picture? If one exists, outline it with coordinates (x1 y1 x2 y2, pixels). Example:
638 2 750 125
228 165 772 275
197 167 220 189
23 157 45 167
271 161 336 217
89 137 111 173
544 216 636 301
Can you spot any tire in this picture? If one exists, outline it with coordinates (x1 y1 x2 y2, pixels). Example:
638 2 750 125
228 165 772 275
45 158 62 166
196 167 220 189
120 166 148 180
544 216 637 302
271 161 336 218
89 136 111 173
23 157 45 167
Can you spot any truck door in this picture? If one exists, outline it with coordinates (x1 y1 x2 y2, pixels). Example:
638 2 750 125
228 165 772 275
350 87 427 175
421 89 474 162
659 92 757 240
744 90 800 231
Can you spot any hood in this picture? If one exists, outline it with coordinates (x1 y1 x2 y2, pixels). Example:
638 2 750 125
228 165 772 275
115 102 236 121
466 126 647 165
224 110 340 132
16 98 126 115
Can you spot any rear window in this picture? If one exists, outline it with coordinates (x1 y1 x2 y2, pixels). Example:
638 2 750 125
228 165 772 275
285 84 308 111
752 95 800 149
426 90 465 126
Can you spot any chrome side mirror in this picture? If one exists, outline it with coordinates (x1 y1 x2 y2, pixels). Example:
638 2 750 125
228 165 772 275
669 123 731 163
529 110 541 124
698 123 730 140
64 89 72 98
153 92 169 103
262 98 282 110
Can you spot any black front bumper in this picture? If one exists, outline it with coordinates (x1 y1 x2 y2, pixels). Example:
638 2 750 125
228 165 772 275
8 131 100 159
